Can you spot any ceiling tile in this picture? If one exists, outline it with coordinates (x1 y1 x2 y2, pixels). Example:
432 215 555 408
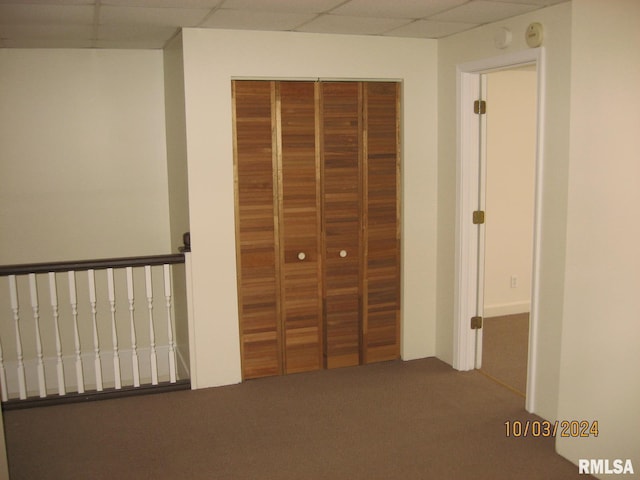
201 9 316 31
0 0 569 48
296 14 412 36
97 23 178 40
384 19 478 38
102 0 221 7
99 5 210 27
220 0 345 14
332 0 468 19
1 38 94 48
93 38 168 48
490 0 566 4
96 24 178 48
430 1 540 24
0 23 93 39
0 4 94 25
0 0 92 4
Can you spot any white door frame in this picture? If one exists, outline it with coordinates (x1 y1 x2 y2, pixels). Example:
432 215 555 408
453 48 545 413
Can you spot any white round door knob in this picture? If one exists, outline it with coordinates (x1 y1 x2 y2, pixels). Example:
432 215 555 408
298 252 306 261
339 250 347 258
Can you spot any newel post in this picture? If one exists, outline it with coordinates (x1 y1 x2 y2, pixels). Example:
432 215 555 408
180 232 197 390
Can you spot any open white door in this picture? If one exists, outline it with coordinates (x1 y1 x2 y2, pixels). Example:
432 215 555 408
454 48 545 414
453 71 486 372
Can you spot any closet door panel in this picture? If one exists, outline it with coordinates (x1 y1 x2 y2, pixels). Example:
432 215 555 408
321 82 362 369
234 79 401 378
363 82 401 363
278 82 323 374
233 80 281 379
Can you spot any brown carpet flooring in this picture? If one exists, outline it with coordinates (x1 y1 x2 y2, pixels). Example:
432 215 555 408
3 358 590 480
481 313 530 396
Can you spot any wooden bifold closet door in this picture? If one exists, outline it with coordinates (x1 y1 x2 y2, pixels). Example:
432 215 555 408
233 79 400 380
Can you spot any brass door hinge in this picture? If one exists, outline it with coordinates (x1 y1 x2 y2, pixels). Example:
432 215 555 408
470 316 483 330
474 100 487 115
473 210 485 225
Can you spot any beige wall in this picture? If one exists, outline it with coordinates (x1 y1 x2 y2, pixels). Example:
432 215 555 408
437 2 573 421
0 49 182 396
179 28 438 388
163 33 191 253
163 34 192 376
484 68 536 317
557 0 640 473
0 49 171 264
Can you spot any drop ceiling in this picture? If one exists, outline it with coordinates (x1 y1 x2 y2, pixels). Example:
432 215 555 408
0 0 568 49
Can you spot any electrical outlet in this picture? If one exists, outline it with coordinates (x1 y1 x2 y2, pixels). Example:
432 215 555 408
510 275 518 288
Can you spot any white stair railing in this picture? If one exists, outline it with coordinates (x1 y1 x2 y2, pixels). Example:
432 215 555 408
68 271 84 394
126 266 141 388
144 266 158 386
0 253 188 404
87 269 103 392
164 264 177 384
8 276 27 400
107 268 121 390
29 274 47 398
48 272 66 396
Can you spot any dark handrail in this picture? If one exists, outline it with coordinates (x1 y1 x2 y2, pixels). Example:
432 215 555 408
0 253 185 277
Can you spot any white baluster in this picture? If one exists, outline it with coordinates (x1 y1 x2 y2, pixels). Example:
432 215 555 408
88 270 103 391
107 268 121 390
68 271 84 394
145 266 158 385
0 331 7 402
163 264 177 383
126 267 140 387
8 276 26 399
48 272 66 396
29 274 47 398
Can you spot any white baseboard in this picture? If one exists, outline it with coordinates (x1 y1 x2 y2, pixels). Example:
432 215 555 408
176 345 190 378
484 301 530 318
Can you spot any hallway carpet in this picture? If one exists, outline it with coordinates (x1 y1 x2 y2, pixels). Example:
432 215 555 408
481 313 530 396
3 358 590 480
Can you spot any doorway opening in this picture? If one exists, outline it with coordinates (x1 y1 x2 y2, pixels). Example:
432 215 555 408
480 66 537 397
453 49 545 413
